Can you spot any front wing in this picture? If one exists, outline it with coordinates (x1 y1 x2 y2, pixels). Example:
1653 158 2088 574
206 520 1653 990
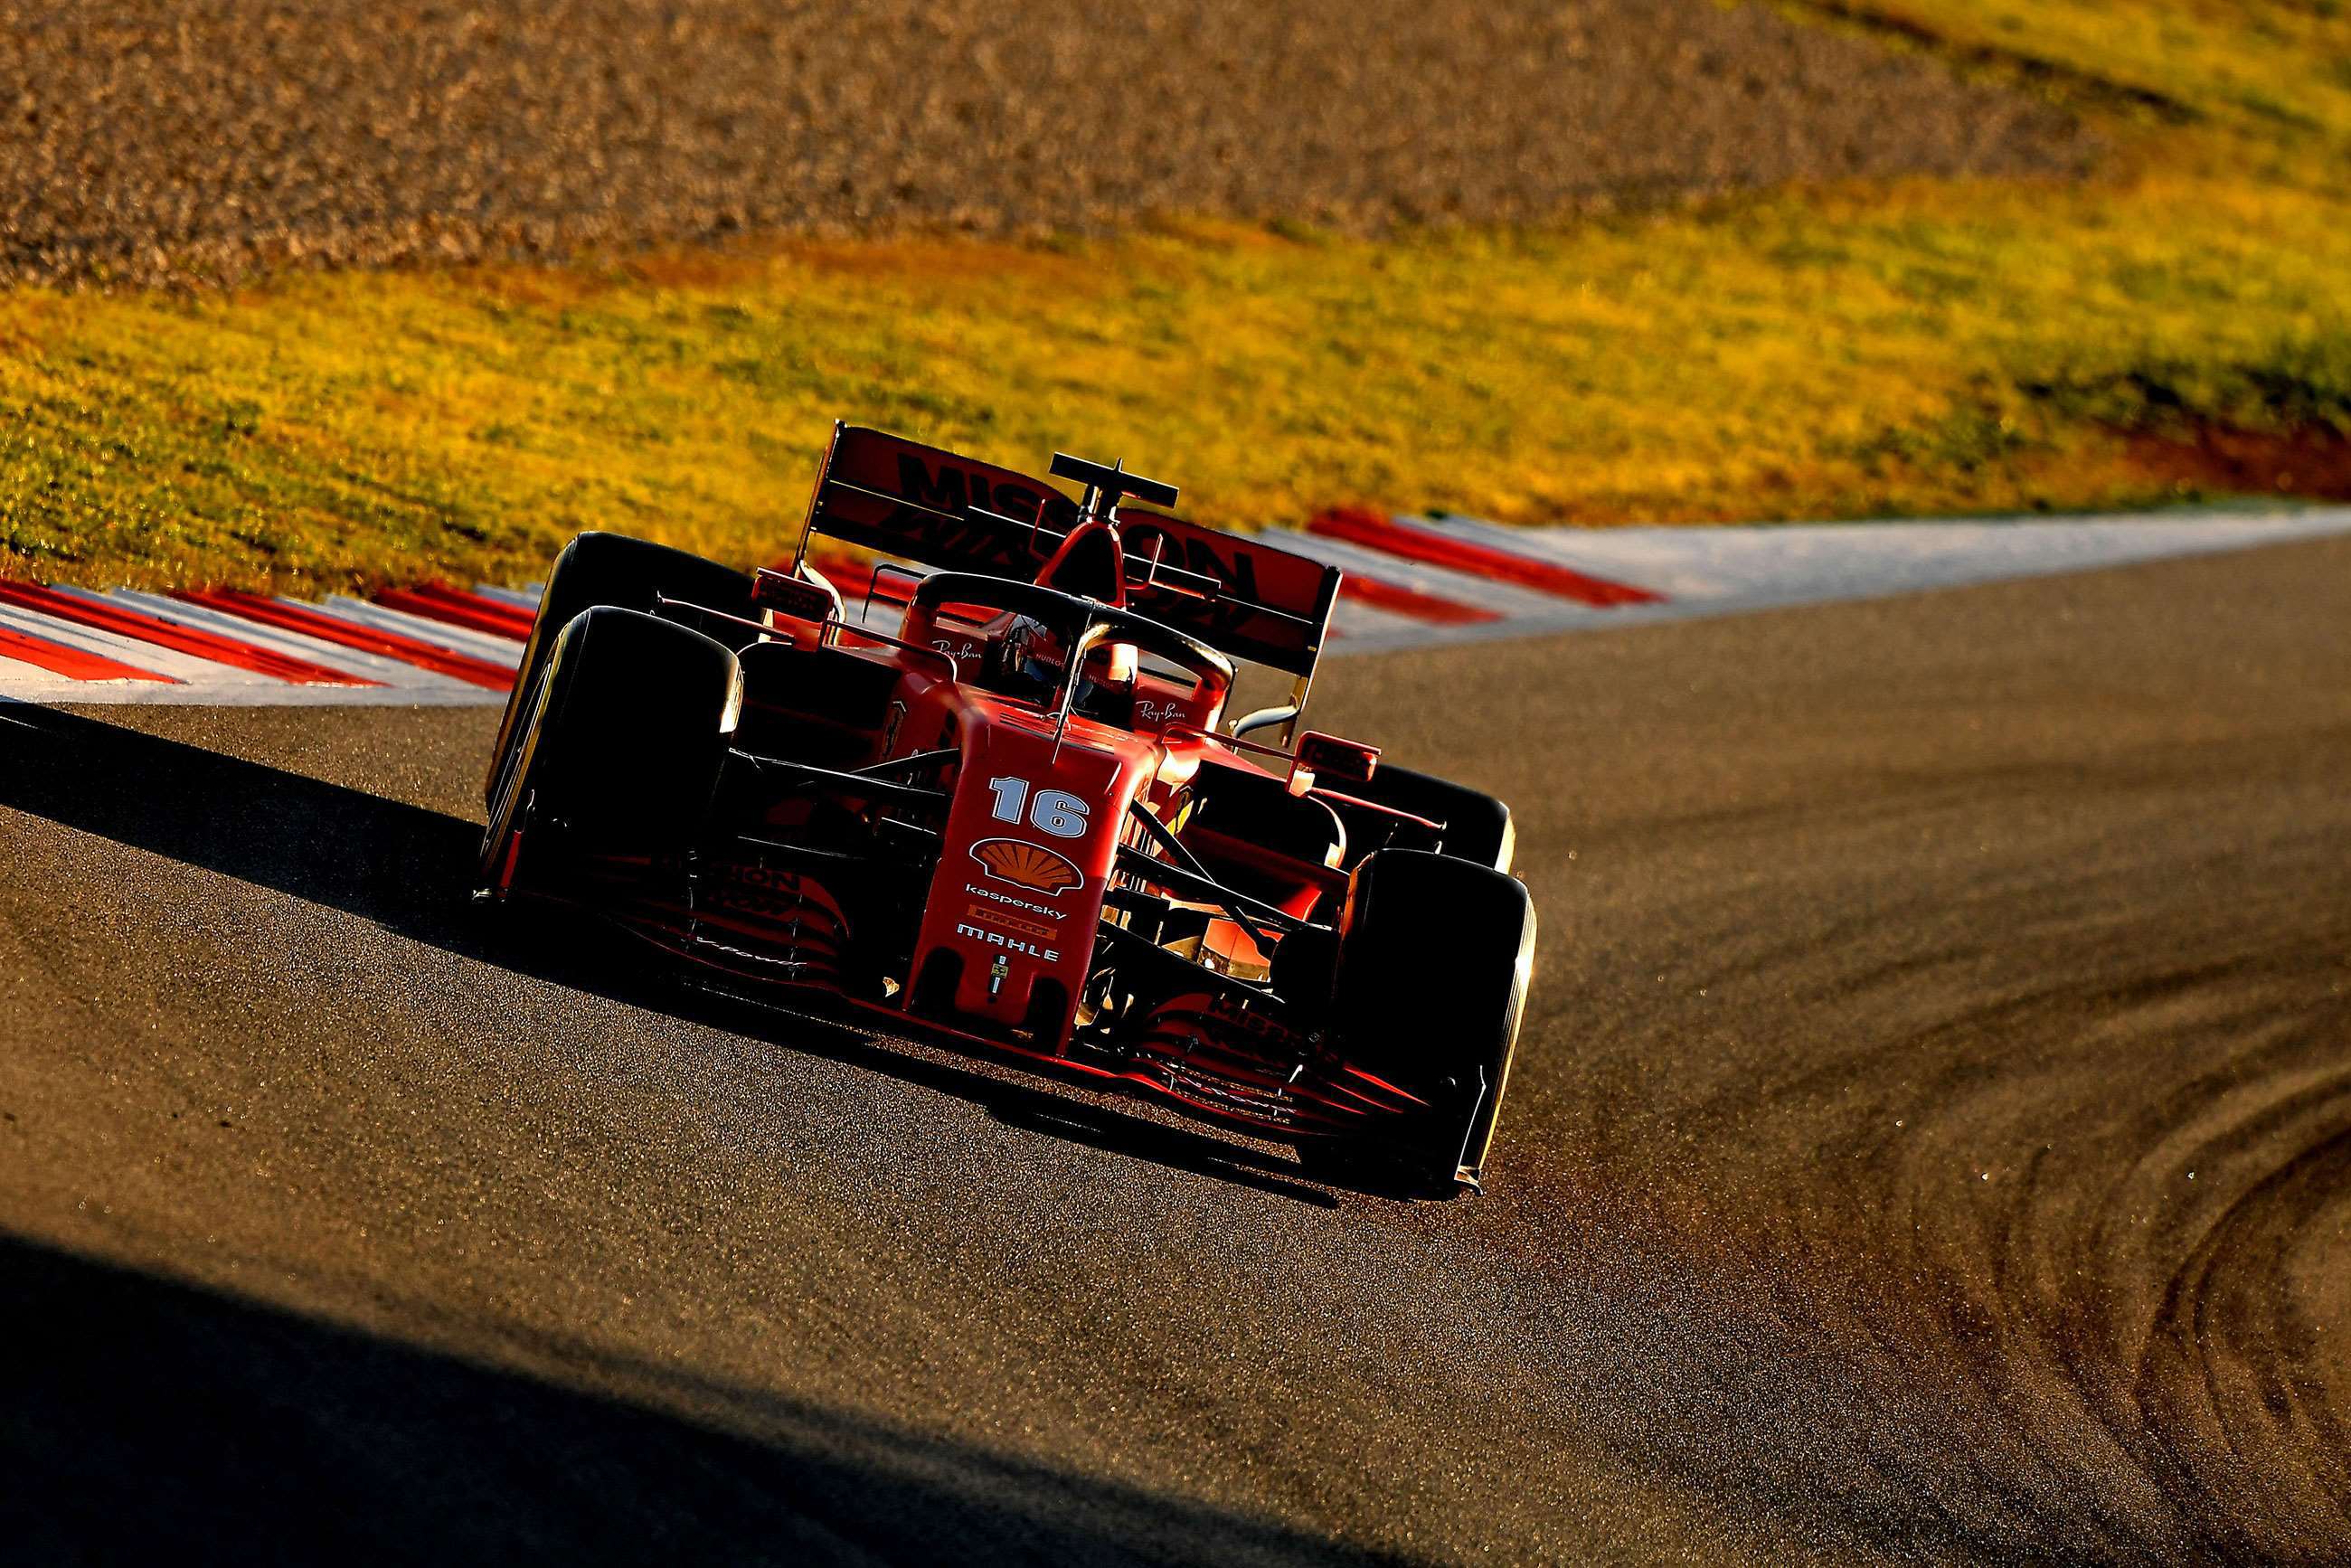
522 857 1430 1145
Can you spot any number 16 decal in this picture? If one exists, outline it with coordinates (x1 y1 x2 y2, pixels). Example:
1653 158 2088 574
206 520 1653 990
987 775 1091 838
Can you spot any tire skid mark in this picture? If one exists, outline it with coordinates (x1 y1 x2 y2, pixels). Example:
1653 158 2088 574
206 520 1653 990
1518 796 2351 1561
2121 1067 2351 1561
1895 974 2351 1562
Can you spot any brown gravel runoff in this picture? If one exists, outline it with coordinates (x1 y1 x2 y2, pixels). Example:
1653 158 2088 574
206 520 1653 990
0 0 2091 287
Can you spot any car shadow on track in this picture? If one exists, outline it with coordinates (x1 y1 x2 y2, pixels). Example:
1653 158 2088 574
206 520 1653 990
0 1229 1395 1565
0 704 1337 1208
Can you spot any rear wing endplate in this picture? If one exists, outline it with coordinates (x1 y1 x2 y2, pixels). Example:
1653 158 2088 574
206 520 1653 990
794 423 1341 678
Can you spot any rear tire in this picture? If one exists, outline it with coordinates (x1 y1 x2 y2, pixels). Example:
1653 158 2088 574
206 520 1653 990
1304 848 1535 1194
486 532 758 806
482 607 742 886
1343 764 1514 873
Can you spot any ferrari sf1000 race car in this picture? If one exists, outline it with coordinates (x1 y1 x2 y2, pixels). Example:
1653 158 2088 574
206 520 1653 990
477 424 1537 1193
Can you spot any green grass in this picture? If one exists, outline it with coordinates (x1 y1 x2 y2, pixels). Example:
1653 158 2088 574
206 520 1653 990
5 3 2349 592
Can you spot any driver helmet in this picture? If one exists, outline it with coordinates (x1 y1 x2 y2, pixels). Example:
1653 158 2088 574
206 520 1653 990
1073 639 1138 720
998 615 1065 701
996 618 1138 717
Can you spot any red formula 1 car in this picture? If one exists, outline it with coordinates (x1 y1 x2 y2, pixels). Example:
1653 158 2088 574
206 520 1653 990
477 425 1536 1193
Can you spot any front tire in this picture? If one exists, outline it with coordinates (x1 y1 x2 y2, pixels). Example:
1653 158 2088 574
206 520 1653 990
1341 764 1515 873
481 606 743 893
1306 848 1535 1194
486 532 758 807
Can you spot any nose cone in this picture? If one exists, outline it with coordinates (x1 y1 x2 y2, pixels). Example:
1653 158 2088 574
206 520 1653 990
904 700 1157 1048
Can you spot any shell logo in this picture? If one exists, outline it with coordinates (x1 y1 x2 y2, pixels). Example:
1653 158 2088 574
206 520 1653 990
970 837 1083 896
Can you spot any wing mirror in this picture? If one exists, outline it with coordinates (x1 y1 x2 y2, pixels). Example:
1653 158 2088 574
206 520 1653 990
1289 731 1380 797
752 567 843 624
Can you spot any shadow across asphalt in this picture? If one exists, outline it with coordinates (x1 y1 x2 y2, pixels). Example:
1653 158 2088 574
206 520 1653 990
0 1228 1397 1565
0 704 1336 1207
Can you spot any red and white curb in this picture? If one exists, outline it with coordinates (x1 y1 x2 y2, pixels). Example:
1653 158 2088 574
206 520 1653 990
1293 505 2351 655
0 582 530 706
2 505 2346 705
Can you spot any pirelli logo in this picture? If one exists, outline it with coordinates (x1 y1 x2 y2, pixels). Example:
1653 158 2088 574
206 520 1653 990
967 902 1056 942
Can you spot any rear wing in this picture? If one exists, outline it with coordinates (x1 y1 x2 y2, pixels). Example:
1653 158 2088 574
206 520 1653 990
793 423 1340 678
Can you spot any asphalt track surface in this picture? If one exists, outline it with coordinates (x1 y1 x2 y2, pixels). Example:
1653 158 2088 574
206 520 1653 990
2 534 2346 1564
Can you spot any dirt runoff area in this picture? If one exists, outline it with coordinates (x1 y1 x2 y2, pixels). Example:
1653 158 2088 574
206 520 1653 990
0 0 2092 287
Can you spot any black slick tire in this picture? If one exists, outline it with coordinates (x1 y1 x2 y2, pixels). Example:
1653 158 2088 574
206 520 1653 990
1304 848 1535 1194
481 606 742 886
485 532 758 806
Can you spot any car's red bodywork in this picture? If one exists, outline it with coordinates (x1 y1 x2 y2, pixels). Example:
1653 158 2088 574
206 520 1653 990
482 425 1521 1184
